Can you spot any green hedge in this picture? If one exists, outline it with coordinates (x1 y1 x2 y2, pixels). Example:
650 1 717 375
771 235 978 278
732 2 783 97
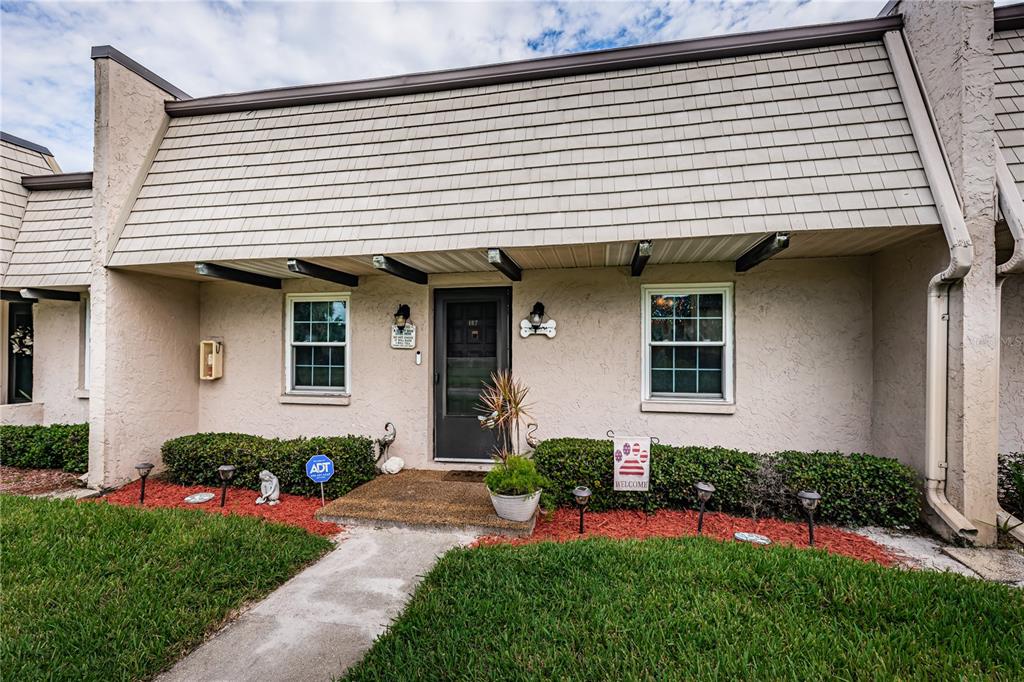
161 433 376 498
0 423 89 474
1000 452 1023 518
534 437 920 528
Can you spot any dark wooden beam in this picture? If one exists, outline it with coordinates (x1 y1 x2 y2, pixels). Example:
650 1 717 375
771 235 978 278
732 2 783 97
1 290 31 302
372 255 427 285
736 233 790 273
287 259 359 287
630 240 653 277
19 288 81 302
195 262 281 289
486 248 522 281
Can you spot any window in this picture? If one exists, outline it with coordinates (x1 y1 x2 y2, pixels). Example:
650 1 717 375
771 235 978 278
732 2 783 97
81 296 90 390
642 284 733 402
286 294 350 394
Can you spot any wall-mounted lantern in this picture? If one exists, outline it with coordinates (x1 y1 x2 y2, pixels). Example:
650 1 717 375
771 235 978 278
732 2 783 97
393 304 411 330
519 301 556 338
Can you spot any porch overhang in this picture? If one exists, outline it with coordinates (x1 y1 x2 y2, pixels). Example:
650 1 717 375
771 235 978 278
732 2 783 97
107 226 939 284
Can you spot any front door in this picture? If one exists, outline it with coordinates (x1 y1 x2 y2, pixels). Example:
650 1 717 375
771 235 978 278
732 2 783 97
434 287 511 461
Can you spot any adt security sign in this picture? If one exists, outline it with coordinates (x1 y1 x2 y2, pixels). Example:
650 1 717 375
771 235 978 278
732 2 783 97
306 454 334 506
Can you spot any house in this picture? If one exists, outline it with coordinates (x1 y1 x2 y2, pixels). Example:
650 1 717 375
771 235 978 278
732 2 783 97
1 0 1021 545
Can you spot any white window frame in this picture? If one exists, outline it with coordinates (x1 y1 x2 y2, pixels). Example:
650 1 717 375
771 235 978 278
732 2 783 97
284 292 351 396
82 294 90 390
641 283 734 404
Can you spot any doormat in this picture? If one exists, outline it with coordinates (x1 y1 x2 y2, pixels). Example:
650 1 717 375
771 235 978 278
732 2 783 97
442 471 487 482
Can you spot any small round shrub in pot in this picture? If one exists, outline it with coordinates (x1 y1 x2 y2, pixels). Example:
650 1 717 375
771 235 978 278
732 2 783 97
485 455 549 521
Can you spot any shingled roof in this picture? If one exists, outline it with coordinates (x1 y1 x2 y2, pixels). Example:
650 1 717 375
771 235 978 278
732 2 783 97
109 19 938 269
0 133 60 278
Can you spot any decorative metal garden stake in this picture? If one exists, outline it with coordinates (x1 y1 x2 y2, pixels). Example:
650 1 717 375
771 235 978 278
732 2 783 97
218 465 237 508
135 462 154 505
572 486 592 534
694 481 715 536
797 490 821 546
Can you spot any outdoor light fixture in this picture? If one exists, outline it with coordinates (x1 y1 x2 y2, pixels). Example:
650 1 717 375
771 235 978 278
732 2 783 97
797 490 821 546
694 481 715 536
393 304 411 330
520 302 556 338
218 465 237 508
135 462 154 505
572 486 592 534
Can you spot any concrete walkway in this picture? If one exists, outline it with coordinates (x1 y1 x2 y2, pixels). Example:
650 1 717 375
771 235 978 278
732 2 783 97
159 524 475 682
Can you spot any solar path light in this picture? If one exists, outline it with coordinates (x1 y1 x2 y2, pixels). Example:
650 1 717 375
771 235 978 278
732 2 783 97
797 490 821 546
218 465 237 508
572 486 592 534
135 462 154 505
694 481 715 536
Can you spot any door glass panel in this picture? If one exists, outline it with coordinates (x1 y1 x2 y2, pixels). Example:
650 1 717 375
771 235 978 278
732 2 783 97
445 300 498 416
7 303 33 403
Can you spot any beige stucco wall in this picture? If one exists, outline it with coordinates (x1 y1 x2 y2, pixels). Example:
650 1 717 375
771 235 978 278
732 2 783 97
870 232 949 472
196 256 874 468
32 300 88 424
1001 274 1024 454
89 56 197 488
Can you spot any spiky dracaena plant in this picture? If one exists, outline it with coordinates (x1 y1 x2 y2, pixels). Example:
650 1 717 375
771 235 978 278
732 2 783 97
477 370 532 463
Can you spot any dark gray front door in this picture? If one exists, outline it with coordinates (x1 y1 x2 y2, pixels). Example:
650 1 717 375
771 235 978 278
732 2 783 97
434 287 511 461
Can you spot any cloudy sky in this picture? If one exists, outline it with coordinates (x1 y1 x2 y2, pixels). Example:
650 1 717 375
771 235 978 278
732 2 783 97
1 0 889 171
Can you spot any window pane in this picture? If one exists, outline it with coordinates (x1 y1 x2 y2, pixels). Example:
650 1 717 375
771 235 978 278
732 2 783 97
675 347 697 369
675 370 697 393
651 369 673 393
294 346 313 365
699 346 723 370
293 322 311 343
313 347 330 365
311 302 331 321
328 322 346 343
310 323 328 342
699 318 722 342
329 365 345 387
651 346 673 369
651 295 675 318
294 366 312 386
329 301 346 323
674 318 697 342
293 301 311 321
674 295 694 317
651 319 672 342
698 294 723 317
698 369 722 394
313 367 330 386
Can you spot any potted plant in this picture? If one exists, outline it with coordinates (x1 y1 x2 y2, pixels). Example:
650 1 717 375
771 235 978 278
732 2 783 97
478 371 547 521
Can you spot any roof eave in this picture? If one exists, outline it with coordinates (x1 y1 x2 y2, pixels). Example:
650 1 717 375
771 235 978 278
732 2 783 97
166 14 903 117
0 131 53 156
995 3 1024 32
21 172 93 191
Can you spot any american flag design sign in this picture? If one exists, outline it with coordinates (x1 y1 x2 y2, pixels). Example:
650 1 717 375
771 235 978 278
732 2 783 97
613 436 650 491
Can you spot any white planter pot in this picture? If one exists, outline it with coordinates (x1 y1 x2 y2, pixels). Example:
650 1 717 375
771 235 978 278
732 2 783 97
488 489 541 522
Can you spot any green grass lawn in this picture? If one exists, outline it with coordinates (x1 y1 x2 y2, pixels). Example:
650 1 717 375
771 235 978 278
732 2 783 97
345 537 1024 681
1 494 331 680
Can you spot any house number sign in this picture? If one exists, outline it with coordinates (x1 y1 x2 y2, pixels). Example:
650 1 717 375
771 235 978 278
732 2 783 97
391 323 417 349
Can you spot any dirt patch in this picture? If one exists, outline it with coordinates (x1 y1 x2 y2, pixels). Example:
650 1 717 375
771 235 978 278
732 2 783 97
99 480 343 536
0 465 80 496
475 508 899 566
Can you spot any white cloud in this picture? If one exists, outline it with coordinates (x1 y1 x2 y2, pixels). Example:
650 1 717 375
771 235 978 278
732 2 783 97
0 0 883 171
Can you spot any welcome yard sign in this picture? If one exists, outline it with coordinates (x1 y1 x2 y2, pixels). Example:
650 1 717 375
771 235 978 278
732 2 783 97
613 436 651 492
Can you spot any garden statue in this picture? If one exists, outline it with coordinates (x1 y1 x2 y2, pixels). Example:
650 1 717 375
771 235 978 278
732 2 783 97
381 457 405 475
255 470 281 505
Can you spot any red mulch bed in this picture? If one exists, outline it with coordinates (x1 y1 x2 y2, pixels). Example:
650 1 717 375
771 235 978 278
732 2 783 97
98 480 343 536
0 465 80 495
476 508 899 566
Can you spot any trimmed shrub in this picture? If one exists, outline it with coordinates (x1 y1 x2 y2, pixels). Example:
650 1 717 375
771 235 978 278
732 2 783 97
771 451 919 527
533 437 920 528
0 423 89 474
534 438 758 514
161 432 376 498
1000 452 1024 519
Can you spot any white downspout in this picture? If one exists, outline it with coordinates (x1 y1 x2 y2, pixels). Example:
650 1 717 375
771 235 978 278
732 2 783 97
884 31 979 540
994 151 1024 544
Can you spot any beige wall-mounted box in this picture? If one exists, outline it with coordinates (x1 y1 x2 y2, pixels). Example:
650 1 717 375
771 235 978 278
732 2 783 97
199 340 223 380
